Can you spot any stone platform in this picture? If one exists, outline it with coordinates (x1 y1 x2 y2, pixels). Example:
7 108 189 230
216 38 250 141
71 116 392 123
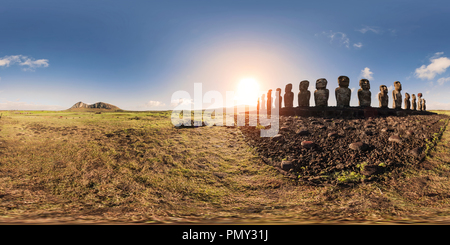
250 106 436 118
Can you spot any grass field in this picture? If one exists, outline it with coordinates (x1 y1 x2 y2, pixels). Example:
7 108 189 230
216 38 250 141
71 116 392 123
1 109 450 224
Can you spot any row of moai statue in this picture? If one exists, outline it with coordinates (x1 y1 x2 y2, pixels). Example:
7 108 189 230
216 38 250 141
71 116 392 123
258 76 426 111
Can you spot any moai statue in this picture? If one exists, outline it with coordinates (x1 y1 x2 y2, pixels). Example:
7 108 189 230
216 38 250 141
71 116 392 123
418 93 423 111
392 81 402 109
261 94 266 110
404 93 411 110
284 83 294 108
257 97 260 125
276 88 282 111
298 80 311 107
257 97 260 113
378 85 389 108
357 79 371 107
314 78 329 107
267 89 272 117
423 99 426 111
411 94 417 110
335 76 351 107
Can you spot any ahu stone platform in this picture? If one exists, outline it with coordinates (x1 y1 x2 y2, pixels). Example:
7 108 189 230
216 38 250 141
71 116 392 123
277 106 436 118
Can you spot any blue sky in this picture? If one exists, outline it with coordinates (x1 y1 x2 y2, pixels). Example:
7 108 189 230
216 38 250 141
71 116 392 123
1 0 450 110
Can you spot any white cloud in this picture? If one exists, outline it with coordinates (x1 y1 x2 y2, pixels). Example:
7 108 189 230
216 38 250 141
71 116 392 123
415 52 450 80
437 77 450 85
0 55 22 67
0 100 65 110
145 100 166 107
20 58 49 71
353 42 363 48
357 26 382 34
0 55 49 71
360 67 374 80
319 30 363 49
322 30 350 48
433 52 444 58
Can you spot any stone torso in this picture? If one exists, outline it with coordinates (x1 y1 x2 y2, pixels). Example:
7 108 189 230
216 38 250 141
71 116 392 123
358 89 371 107
378 93 388 108
404 99 410 110
404 97 411 110
392 90 402 109
276 90 282 110
284 92 294 108
335 87 351 107
314 89 329 107
298 90 310 107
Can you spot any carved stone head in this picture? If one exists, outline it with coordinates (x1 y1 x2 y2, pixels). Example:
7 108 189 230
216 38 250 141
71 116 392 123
380 85 388 94
338 76 350 88
359 79 370 90
394 81 402 91
285 83 292 93
299 80 309 91
276 88 281 95
405 93 410 99
418 93 423 98
316 78 328 89
412 94 416 100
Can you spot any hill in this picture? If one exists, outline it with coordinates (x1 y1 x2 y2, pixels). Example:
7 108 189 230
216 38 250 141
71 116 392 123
68 101 122 111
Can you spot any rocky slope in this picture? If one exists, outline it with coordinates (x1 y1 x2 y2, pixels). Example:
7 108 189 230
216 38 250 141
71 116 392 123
239 114 450 185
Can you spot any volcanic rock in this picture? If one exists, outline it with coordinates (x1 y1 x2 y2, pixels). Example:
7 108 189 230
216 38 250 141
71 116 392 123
349 142 368 151
405 130 414 136
297 129 309 136
363 130 373 136
388 135 402 144
281 160 293 171
360 165 380 176
410 147 422 157
272 134 284 142
301 141 314 149
327 132 338 138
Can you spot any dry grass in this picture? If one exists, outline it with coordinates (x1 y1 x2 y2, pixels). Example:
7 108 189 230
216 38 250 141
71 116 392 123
1 110 450 224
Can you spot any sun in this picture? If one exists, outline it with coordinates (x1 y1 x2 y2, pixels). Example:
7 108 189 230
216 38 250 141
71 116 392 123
236 78 260 106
